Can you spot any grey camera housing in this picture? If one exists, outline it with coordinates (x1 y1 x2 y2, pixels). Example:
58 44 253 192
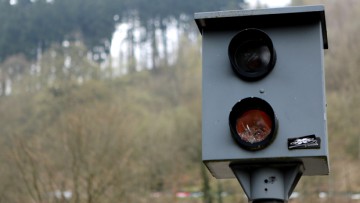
195 5 329 179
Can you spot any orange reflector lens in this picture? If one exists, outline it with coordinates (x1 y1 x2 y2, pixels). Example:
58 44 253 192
229 97 277 151
236 110 272 144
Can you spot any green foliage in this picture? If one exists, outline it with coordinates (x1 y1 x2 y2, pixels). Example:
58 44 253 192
0 0 118 61
0 34 203 202
0 0 245 62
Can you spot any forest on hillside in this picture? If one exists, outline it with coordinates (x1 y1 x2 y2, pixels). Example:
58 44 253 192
0 0 359 202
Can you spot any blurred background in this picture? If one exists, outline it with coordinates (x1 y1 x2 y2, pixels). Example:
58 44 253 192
0 0 359 202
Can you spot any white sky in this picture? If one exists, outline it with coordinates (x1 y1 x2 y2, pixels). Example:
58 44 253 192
246 0 291 8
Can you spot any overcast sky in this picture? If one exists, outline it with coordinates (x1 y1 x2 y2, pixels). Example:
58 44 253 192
246 0 291 8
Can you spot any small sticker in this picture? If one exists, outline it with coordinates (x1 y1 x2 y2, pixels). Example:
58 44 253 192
288 135 320 150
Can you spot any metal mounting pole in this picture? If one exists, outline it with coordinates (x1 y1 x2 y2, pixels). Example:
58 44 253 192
230 163 304 203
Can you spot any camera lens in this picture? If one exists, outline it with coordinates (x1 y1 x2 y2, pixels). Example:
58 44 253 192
229 29 276 81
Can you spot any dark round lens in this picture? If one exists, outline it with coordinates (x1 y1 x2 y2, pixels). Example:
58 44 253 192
235 42 271 73
228 29 276 81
